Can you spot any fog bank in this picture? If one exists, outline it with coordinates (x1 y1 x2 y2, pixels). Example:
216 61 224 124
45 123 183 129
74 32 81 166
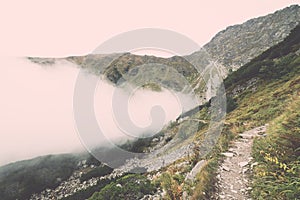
0 57 198 166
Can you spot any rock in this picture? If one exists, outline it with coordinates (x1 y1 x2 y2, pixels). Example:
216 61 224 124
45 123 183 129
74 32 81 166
240 133 253 139
222 166 230 172
222 152 234 157
153 196 161 200
185 160 207 181
251 162 259 169
238 161 249 168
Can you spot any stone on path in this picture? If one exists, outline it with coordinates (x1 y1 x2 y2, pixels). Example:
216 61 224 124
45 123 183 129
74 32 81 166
221 152 234 157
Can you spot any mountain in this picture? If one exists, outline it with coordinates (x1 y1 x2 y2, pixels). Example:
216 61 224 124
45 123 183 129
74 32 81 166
188 4 300 76
193 23 300 200
86 22 300 200
29 5 300 86
1 4 300 200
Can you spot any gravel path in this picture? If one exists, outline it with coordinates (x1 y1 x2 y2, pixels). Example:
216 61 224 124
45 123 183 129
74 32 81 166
215 126 267 200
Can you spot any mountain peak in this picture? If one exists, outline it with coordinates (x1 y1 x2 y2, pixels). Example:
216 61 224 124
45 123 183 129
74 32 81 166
190 4 300 75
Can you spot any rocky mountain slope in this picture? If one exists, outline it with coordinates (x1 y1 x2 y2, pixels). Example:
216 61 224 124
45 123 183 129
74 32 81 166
188 4 300 75
92 23 300 200
218 23 300 200
191 23 300 200
1 4 299 200
29 5 300 86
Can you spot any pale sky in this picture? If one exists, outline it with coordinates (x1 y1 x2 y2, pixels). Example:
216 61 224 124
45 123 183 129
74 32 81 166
0 0 298 56
0 1 299 166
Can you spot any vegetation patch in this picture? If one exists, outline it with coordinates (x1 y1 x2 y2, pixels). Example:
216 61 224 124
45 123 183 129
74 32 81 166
89 174 156 200
251 96 300 199
190 25 300 199
0 154 79 200
79 165 113 183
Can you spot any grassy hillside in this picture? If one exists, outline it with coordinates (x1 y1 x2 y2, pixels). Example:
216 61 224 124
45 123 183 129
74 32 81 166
0 153 101 200
73 25 300 200
103 53 200 93
89 174 156 200
191 25 300 199
252 95 300 199
0 154 79 200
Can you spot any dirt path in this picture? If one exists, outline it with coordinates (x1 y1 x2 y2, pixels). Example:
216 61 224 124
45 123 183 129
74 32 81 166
215 126 267 200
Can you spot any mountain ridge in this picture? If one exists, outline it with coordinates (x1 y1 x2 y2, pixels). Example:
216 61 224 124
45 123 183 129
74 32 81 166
29 4 300 82
1 4 300 200
188 4 300 75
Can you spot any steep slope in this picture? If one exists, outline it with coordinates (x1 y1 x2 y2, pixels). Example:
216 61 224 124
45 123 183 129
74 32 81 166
86 25 300 200
7 5 300 200
0 154 79 200
193 24 300 199
251 95 300 199
0 153 101 200
187 4 300 76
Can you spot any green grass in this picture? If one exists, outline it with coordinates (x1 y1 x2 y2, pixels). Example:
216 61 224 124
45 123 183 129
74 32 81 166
251 95 300 200
190 76 300 200
190 125 234 200
89 174 156 200
0 154 80 200
190 25 300 199
79 165 113 183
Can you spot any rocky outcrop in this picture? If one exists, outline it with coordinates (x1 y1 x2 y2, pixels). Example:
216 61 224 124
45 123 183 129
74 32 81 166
188 4 300 76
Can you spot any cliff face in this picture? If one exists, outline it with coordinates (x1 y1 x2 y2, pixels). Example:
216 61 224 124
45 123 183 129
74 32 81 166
188 4 300 75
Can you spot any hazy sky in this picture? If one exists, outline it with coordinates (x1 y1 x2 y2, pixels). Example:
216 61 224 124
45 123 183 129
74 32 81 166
0 1 299 166
0 0 298 56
